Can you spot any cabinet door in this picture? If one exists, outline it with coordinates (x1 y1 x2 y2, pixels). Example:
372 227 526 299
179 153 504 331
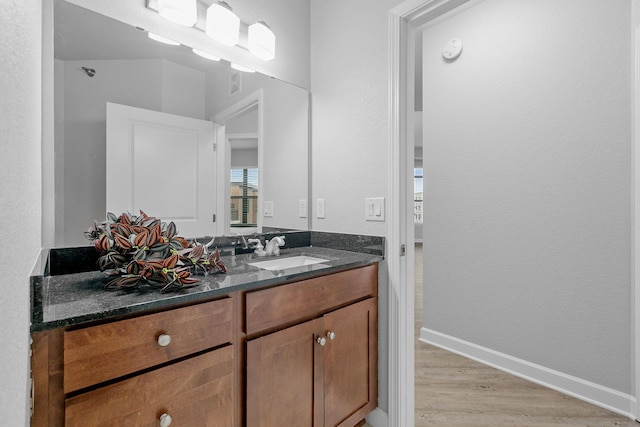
246 318 324 427
323 298 377 427
65 346 234 427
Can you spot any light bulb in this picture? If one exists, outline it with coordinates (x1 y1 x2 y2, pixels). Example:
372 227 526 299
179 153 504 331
248 21 275 61
206 2 240 46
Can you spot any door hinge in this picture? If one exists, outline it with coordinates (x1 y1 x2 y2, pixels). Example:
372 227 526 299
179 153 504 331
212 213 216 223
213 142 217 152
400 244 406 256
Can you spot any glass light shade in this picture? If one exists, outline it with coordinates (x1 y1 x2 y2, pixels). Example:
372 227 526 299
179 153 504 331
193 48 221 61
158 0 197 27
248 22 275 61
148 32 180 45
206 2 240 46
231 63 255 73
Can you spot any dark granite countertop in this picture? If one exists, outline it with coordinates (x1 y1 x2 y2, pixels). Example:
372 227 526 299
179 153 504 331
31 232 384 332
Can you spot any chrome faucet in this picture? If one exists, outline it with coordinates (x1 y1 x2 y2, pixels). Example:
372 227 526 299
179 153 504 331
264 236 286 256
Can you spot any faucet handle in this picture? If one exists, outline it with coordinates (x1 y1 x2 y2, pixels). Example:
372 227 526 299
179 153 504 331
247 238 266 256
247 238 263 249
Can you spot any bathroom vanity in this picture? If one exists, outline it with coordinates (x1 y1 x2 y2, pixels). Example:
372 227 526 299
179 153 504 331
30 241 382 426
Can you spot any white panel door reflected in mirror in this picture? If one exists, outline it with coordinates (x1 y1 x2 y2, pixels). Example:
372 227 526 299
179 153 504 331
106 103 218 239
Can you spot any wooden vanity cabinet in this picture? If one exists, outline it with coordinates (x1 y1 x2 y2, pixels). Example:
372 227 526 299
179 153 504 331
31 263 378 427
244 264 378 427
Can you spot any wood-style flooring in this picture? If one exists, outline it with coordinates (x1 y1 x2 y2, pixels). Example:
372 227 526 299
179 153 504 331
412 243 639 426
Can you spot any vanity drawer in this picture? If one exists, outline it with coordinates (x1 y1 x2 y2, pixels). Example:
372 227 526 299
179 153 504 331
65 345 234 427
64 297 232 393
245 264 377 335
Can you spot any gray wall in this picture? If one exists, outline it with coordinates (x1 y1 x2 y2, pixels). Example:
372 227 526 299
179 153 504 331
422 0 632 393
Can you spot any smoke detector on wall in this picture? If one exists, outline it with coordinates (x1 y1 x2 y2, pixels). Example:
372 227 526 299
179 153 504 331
442 39 463 60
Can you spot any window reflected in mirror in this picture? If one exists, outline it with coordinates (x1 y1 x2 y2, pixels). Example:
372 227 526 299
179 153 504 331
231 168 258 230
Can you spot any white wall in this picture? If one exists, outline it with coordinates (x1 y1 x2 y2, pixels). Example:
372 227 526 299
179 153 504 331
422 0 632 395
161 60 206 119
0 1 42 425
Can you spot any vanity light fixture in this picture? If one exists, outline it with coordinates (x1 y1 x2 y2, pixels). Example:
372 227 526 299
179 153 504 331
231 63 255 73
146 0 277 63
157 0 197 27
248 21 275 61
193 48 221 61
148 32 180 45
206 1 240 46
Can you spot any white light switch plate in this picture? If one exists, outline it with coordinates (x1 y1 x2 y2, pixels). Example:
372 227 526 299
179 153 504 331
264 201 274 217
317 199 325 219
299 199 307 218
365 197 385 221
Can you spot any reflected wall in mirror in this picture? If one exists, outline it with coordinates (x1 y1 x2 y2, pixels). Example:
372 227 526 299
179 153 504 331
53 0 310 247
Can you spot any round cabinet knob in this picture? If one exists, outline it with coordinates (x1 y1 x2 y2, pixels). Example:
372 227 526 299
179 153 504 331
157 334 172 347
316 336 327 346
327 331 336 340
159 413 173 427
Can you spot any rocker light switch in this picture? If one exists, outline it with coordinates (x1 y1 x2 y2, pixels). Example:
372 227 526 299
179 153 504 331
365 197 385 221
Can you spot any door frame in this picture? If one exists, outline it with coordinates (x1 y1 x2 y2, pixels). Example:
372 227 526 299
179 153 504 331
389 0 640 424
388 3 475 424
632 0 640 419
213 90 264 235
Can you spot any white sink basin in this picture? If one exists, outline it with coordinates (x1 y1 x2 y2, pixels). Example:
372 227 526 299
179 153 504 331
248 255 329 271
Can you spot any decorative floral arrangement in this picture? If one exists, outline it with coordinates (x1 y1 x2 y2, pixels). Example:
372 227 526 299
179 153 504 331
85 211 226 293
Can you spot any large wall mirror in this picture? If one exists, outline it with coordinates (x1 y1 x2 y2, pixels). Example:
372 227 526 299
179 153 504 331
52 0 310 247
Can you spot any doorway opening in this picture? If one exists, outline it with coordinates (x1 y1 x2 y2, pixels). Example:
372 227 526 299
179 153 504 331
213 90 264 236
228 132 259 235
391 0 640 424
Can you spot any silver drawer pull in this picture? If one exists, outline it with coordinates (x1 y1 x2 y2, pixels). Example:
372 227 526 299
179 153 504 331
327 331 336 340
157 334 172 347
316 336 327 346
